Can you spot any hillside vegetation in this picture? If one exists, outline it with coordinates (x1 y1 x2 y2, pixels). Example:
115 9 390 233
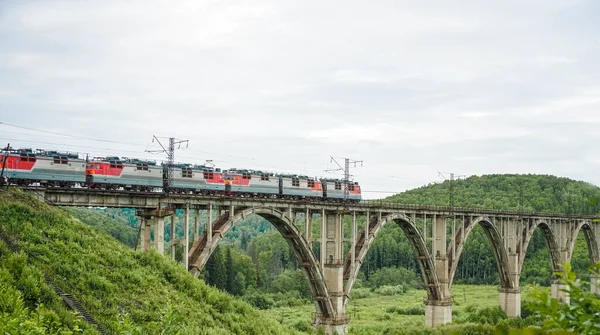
0 188 298 335
386 174 600 213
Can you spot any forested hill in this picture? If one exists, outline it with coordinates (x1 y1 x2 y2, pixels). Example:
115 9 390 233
0 189 297 334
385 174 600 214
366 174 599 286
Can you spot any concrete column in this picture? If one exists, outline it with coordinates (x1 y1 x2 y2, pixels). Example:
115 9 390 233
320 209 326 271
590 275 599 295
194 208 200 242
365 210 370 242
351 211 357 278
501 219 521 318
552 281 570 304
140 217 151 252
425 301 452 328
425 215 452 327
305 208 312 244
553 221 570 304
207 203 213 243
155 217 165 255
499 288 521 318
318 212 348 334
183 204 189 269
170 215 176 259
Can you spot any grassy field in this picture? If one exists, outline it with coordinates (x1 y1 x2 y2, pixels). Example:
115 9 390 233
273 285 539 334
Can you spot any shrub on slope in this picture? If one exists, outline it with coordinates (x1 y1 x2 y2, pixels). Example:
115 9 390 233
0 244 98 334
0 189 298 335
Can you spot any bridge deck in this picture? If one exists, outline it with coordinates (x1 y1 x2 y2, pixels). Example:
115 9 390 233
22 187 598 220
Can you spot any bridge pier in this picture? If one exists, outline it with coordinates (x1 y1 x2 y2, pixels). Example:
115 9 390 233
139 217 151 252
499 288 521 317
552 281 570 304
425 300 452 327
136 208 174 255
589 275 599 295
500 219 521 318
316 212 349 334
155 217 165 255
426 215 452 327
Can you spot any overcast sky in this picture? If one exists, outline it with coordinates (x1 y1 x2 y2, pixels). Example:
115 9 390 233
1 0 599 199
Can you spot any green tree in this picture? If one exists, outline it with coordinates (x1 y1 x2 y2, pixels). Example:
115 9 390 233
528 263 600 334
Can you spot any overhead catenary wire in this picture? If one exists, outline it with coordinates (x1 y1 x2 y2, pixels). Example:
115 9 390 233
1 123 387 186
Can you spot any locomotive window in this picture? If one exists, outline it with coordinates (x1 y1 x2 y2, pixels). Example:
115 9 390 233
53 156 60 164
335 182 342 190
116 164 123 169
292 179 300 187
348 184 355 191
307 180 315 188
261 175 270 181
243 174 251 179
136 164 142 170
182 169 192 178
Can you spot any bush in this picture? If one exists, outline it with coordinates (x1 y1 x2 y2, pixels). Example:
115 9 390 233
463 306 507 325
386 305 425 315
367 267 420 289
350 287 371 299
292 320 312 332
242 291 274 310
374 285 404 296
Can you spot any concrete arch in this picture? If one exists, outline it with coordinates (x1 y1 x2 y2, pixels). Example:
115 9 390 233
448 216 513 289
519 220 561 275
343 213 442 308
568 221 600 265
188 207 335 318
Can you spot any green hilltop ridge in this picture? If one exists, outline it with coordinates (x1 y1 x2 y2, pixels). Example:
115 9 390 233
370 174 598 286
0 188 298 335
385 174 600 214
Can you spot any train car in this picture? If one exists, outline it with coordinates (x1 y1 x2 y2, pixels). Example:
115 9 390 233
321 179 362 202
86 157 162 190
222 169 280 196
171 164 225 193
280 175 323 199
0 148 86 186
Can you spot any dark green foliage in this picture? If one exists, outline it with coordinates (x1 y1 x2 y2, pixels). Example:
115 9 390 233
0 245 96 334
386 305 425 315
64 207 138 247
204 246 226 290
462 306 507 325
380 174 599 286
528 263 600 334
366 267 420 289
0 189 296 335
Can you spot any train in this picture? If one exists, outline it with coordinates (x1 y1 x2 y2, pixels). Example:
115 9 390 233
0 148 362 202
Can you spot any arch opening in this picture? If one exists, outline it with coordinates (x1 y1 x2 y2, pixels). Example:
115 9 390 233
568 222 599 281
520 221 561 286
448 217 513 289
188 208 335 318
343 213 442 309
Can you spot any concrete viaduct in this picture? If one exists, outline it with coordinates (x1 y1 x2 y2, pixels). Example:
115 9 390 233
27 188 600 335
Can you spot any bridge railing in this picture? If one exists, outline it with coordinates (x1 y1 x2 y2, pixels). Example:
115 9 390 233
357 199 598 219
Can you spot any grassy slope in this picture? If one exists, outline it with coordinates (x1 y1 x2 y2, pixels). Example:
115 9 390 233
0 188 297 335
277 285 542 335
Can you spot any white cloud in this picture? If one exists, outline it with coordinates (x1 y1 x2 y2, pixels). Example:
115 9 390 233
1 0 600 198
